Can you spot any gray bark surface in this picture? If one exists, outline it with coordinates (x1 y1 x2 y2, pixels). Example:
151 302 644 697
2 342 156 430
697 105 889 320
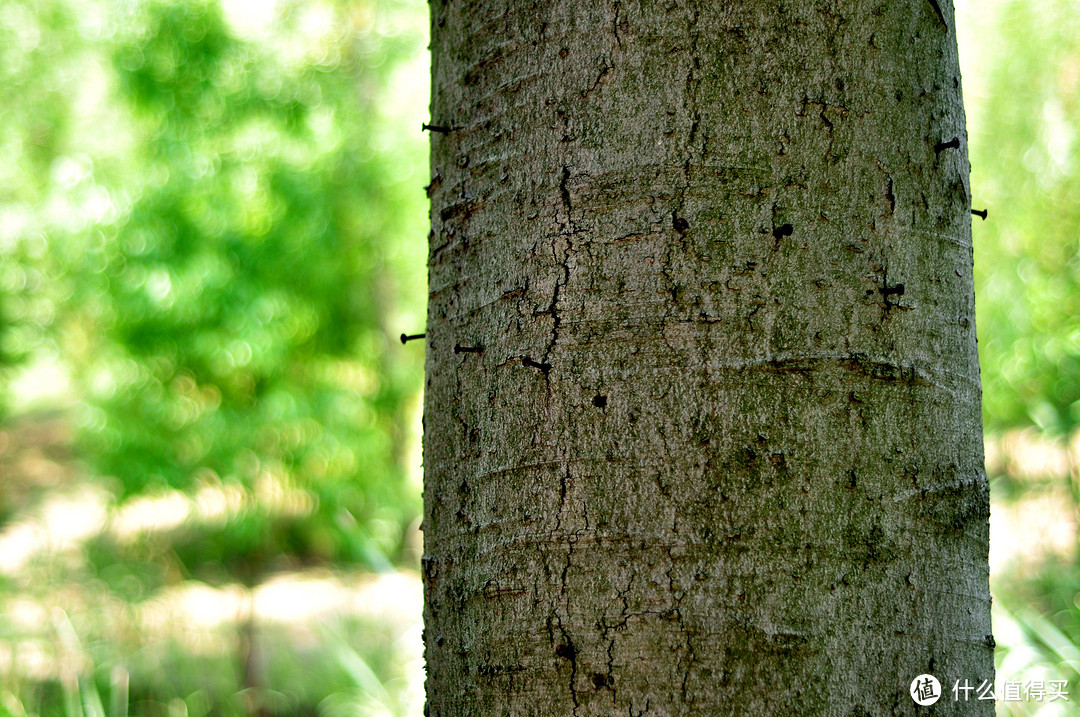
423 1 992 714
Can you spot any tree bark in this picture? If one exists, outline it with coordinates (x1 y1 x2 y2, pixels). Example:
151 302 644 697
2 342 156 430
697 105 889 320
423 0 992 714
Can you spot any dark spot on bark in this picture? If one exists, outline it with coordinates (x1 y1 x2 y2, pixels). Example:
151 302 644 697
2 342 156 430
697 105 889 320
835 78 845 92
591 673 612 688
846 470 857 489
772 223 793 240
986 634 996 649
768 452 789 480
878 278 906 313
592 394 607 408
555 643 576 660
478 663 525 677
934 137 960 153
559 47 569 58
522 356 552 375
673 213 690 234
915 475 990 535
422 555 438 580
843 521 894 565
440 198 478 223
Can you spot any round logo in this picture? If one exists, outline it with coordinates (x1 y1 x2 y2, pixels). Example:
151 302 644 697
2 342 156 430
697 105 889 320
910 674 942 706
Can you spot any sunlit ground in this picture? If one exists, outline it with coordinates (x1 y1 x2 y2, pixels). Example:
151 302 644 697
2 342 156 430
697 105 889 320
0 411 425 717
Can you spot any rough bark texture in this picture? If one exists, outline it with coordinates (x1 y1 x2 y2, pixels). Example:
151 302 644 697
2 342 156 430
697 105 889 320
423 1 992 714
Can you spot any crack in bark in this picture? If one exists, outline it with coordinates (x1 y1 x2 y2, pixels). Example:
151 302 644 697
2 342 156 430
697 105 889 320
684 8 702 153
592 589 627 703
541 165 576 371
657 9 703 342
612 0 624 48
555 463 570 533
582 59 614 99
546 453 586 715
875 160 896 216
797 97 848 162
679 608 696 703
746 298 764 331
555 556 580 714
662 545 696 703
676 8 702 213
927 0 949 31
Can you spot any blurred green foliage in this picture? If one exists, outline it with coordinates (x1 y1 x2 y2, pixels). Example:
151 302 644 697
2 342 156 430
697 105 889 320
970 0 1080 435
0 0 84 417
1 0 427 575
962 0 1080 709
1 0 429 712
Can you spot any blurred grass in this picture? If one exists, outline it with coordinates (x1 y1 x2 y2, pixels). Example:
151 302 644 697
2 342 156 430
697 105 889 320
0 411 425 716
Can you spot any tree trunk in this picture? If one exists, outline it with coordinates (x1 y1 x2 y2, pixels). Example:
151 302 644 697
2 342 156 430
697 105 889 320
423 1 992 714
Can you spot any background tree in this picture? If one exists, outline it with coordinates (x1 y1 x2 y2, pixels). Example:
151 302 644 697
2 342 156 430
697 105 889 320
423 0 993 713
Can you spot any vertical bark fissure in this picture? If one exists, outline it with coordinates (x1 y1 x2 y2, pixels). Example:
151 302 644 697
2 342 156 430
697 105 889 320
555 524 582 715
542 164 576 370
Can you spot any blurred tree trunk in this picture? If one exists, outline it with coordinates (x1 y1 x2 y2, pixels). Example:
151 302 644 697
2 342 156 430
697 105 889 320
423 0 993 714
